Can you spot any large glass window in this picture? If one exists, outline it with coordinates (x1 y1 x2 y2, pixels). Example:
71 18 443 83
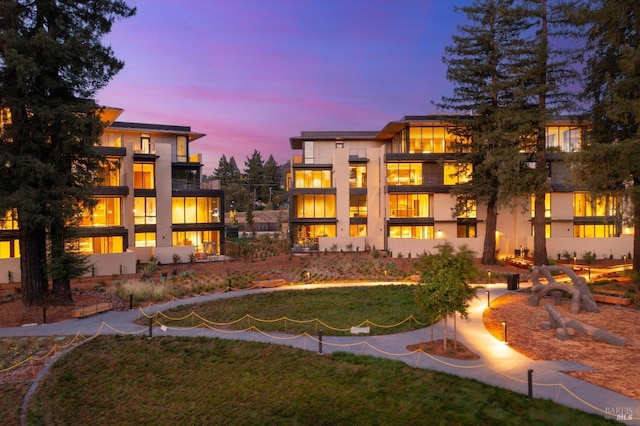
349 224 367 237
172 197 221 224
546 126 582 152
0 240 19 258
99 133 122 147
172 230 220 253
408 126 468 153
134 163 155 189
389 194 431 218
134 197 157 224
573 193 617 217
294 170 332 188
176 135 188 162
574 224 618 238
137 133 152 154
443 163 472 185
135 232 156 247
531 193 552 218
457 222 477 238
76 236 124 254
95 158 120 186
79 198 121 227
389 225 434 239
349 165 367 187
0 209 18 230
294 224 336 246
293 195 336 218
387 163 422 185
349 194 367 218
304 141 314 164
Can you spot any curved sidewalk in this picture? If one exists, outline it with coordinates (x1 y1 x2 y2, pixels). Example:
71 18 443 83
1 283 638 424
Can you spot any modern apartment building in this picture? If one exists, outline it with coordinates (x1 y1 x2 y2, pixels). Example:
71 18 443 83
289 115 633 260
0 107 224 283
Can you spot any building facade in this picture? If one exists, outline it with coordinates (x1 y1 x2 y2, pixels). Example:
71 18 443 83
0 107 224 283
289 115 633 260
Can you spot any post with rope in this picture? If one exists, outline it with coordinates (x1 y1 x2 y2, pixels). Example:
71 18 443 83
318 329 323 354
148 315 153 338
129 294 133 310
527 369 533 400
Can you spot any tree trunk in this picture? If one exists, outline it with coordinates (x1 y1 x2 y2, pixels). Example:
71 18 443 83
50 219 74 305
453 313 458 351
443 314 448 350
482 199 498 265
533 0 549 267
634 219 640 273
20 227 48 306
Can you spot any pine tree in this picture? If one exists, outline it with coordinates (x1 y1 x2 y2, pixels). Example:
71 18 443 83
575 0 640 271
439 0 535 264
0 0 135 305
244 149 264 207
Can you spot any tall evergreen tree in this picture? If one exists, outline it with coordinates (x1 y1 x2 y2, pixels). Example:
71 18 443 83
518 0 581 265
244 149 264 206
0 0 135 305
574 0 640 271
262 154 281 207
439 0 535 265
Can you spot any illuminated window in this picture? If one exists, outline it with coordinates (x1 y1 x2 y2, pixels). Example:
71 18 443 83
294 170 332 188
0 209 18 230
387 163 423 185
99 133 122 147
531 193 551 218
408 126 469 154
172 230 220 252
135 232 157 247
0 240 19 258
573 192 617 217
546 126 582 152
531 223 552 238
349 224 367 237
176 135 188 162
134 197 157 224
134 163 155 189
76 236 124 254
389 194 431 218
389 225 434 239
349 165 367 187
444 163 472 185
79 198 121 227
294 224 337 246
574 224 618 238
349 194 367 218
95 158 120 186
457 198 477 218
172 197 221 224
293 195 336 218
137 133 152 154
457 222 477 238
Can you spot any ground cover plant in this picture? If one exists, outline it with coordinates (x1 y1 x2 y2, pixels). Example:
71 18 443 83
154 285 431 336
26 336 615 425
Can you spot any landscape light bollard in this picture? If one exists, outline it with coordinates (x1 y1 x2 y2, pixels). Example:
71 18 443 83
318 329 323 355
487 271 491 284
487 290 490 308
129 294 133 310
43 305 46 324
527 369 534 400
502 321 507 343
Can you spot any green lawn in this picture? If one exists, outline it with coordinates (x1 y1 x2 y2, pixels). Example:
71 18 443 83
156 285 433 335
26 336 616 425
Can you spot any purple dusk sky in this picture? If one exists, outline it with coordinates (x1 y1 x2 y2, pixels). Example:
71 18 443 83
97 0 474 174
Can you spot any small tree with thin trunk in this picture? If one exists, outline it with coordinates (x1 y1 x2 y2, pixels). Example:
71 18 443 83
414 243 478 350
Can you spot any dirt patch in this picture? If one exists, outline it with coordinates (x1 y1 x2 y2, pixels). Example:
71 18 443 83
483 292 640 399
407 340 481 361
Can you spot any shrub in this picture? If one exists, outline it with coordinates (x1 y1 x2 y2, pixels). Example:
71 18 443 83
172 253 182 264
582 251 596 265
371 248 380 259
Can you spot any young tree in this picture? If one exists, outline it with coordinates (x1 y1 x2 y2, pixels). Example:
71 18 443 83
413 243 478 350
439 0 535 265
574 0 640 271
0 0 136 305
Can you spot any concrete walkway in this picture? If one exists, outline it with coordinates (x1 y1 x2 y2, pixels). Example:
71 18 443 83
1 283 638 424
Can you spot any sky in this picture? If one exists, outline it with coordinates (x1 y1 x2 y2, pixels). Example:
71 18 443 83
96 0 474 174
